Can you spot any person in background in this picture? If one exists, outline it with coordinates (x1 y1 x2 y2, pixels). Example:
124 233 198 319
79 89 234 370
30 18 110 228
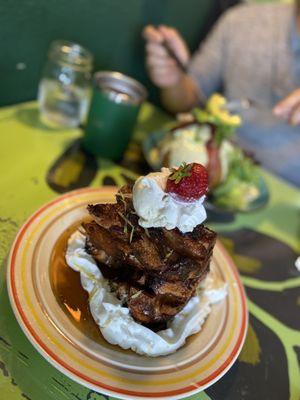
143 1 300 187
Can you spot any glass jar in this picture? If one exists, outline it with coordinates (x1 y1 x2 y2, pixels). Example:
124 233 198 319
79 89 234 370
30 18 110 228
38 40 93 128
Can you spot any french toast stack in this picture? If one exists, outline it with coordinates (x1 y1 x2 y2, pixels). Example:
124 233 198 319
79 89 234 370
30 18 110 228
83 185 216 330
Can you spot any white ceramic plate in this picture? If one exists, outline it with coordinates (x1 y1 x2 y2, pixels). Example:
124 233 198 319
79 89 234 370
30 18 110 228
7 187 248 400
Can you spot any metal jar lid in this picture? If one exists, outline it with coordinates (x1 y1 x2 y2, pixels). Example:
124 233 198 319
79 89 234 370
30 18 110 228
93 71 148 105
48 40 93 70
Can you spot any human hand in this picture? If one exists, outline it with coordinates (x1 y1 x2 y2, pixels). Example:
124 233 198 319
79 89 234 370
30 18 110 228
273 89 300 125
142 25 190 88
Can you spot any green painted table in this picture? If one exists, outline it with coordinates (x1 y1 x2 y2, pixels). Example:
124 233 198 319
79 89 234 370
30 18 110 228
0 101 300 400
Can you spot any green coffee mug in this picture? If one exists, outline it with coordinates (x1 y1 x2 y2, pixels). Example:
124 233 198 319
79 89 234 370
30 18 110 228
82 71 147 160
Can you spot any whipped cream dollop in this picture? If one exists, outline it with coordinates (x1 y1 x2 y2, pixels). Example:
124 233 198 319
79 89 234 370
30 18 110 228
162 125 210 168
295 257 300 272
133 168 206 233
66 230 227 357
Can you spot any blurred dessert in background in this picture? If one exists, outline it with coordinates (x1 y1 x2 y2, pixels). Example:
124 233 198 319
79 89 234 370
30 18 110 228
156 94 261 210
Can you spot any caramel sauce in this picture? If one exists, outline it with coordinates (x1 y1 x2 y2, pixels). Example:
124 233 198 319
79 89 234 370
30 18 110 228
50 221 114 347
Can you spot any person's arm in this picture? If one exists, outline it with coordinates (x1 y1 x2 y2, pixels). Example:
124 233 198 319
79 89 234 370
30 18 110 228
143 25 198 113
143 16 229 114
160 74 200 114
273 89 300 125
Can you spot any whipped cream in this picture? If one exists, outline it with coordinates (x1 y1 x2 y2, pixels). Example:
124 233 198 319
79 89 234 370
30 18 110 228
295 257 300 272
133 168 206 233
66 230 227 357
162 125 210 168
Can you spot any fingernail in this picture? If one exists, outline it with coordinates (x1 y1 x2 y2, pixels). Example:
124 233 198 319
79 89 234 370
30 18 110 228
273 106 282 115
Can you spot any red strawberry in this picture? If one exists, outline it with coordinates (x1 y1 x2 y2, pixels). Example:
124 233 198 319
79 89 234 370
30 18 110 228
166 162 208 202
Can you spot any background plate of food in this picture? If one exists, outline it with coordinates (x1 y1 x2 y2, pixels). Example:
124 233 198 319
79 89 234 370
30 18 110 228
143 94 269 213
7 181 248 400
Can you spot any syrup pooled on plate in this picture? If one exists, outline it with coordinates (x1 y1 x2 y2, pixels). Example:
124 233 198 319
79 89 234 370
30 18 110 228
50 221 109 345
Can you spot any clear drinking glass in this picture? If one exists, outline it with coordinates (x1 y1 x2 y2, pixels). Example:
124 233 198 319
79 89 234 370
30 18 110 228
38 40 93 128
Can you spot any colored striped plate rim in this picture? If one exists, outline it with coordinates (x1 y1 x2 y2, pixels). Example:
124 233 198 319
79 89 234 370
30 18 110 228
7 187 248 400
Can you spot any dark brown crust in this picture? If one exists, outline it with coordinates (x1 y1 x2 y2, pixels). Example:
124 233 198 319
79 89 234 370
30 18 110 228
84 185 216 327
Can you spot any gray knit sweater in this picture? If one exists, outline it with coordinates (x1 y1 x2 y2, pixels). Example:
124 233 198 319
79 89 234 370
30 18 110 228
188 3 300 187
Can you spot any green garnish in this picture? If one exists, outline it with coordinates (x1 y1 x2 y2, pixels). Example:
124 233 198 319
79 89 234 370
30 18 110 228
129 225 135 244
212 148 260 209
193 108 236 146
130 290 142 299
144 227 150 238
117 211 135 243
169 162 192 184
129 210 137 215
117 192 133 212
118 192 127 212
164 250 174 262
